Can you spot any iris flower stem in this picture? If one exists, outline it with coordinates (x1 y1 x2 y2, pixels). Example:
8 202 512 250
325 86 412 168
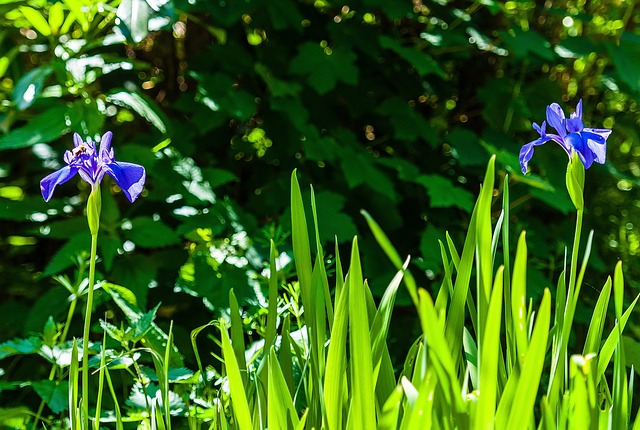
568 209 583 297
82 231 98 429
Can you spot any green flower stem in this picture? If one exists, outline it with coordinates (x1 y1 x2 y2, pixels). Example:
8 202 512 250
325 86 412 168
568 209 583 298
82 186 101 429
82 231 98 429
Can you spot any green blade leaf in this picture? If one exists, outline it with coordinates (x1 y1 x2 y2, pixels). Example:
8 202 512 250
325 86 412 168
220 321 252 429
506 289 551 429
347 237 376 429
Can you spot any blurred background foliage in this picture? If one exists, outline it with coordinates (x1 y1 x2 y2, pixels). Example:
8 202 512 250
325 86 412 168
1 0 640 412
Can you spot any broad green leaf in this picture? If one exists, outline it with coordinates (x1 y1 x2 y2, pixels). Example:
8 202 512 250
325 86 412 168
309 190 357 244
12 65 53 110
447 129 488 166
255 63 302 97
0 103 72 150
606 32 640 91
107 91 168 133
41 233 91 278
0 337 42 359
290 42 358 94
32 380 68 414
377 97 438 145
416 174 475 212
103 283 184 367
0 407 31 428
19 7 51 36
500 28 555 61
62 0 89 32
48 2 64 34
116 0 151 43
124 216 180 248
378 35 445 77
202 167 238 189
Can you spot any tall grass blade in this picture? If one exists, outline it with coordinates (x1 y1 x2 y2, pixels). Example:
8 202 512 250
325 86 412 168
324 272 349 430
501 176 514 375
310 185 334 327
444 198 478 372
279 315 295 397
582 277 612 355
93 333 108 430
476 265 504 429
505 288 551 429
69 338 79 430
290 169 313 306
104 368 123 430
268 348 299 429
568 355 593 429
596 294 639 383
511 231 528 365
476 155 496 330
220 320 253 429
229 289 247 384
378 384 404 430
417 290 465 417
347 237 376 430
265 240 279 351
361 209 418 305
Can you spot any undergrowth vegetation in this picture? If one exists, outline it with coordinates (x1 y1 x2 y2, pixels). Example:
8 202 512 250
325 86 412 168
1 157 638 429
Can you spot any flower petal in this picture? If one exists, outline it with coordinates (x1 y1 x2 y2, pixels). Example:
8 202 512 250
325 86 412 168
565 133 595 169
104 161 146 202
583 127 612 143
570 99 582 120
73 133 83 148
99 131 113 155
546 103 567 138
582 130 609 164
519 136 552 174
566 117 583 133
40 165 79 202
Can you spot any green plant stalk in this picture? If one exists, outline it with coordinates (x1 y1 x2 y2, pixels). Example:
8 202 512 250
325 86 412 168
82 231 98 428
81 186 101 429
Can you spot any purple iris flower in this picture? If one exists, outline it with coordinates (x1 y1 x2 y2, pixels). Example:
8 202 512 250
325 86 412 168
40 131 146 202
519 100 611 174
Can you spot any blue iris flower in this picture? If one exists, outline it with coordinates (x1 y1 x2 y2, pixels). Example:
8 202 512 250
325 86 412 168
519 100 611 174
40 131 146 202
